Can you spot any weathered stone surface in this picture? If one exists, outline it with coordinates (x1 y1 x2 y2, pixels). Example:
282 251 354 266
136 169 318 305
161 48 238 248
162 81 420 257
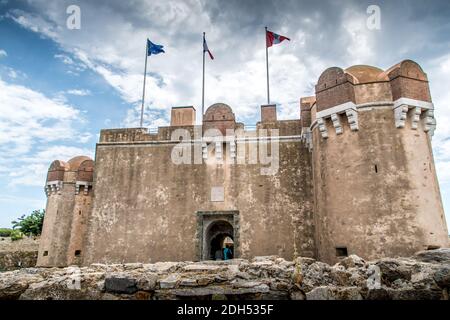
376 259 412 285
337 255 366 269
0 236 39 271
433 266 450 288
0 251 38 271
0 251 449 300
414 249 450 264
104 277 137 294
159 274 180 289
306 286 363 300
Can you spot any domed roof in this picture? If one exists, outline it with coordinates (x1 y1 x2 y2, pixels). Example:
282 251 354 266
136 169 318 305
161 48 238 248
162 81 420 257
385 59 428 81
345 65 388 84
48 160 69 172
68 156 93 171
204 103 235 122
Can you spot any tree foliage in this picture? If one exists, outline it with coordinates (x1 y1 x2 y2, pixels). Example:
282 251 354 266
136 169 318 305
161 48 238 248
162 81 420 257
11 209 45 236
10 229 24 241
0 228 13 237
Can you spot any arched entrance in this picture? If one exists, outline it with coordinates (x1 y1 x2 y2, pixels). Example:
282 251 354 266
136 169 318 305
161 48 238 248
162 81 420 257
206 220 233 260
196 211 239 261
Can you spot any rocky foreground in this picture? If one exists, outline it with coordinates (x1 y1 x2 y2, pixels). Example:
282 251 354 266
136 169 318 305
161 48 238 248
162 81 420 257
0 249 449 300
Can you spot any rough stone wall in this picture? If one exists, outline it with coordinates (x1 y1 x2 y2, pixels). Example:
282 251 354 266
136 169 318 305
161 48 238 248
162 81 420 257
67 192 92 265
37 184 75 267
82 120 314 265
1 249 449 300
0 237 39 271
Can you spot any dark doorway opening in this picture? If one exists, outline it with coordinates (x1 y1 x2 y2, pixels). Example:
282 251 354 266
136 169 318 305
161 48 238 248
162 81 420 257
206 220 233 260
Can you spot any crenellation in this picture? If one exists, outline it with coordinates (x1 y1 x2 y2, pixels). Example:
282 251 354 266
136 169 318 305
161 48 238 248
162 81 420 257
345 108 359 131
317 118 328 138
424 109 436 136
330 113 343 135
394 105 409 128
411 106 422 130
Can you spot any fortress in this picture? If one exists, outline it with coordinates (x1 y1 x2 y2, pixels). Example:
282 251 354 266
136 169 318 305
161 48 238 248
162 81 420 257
37 59 449 267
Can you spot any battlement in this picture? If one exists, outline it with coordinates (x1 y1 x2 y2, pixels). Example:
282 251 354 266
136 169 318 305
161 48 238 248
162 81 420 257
45 156 94 196
99 103 304 145
307 59 435 139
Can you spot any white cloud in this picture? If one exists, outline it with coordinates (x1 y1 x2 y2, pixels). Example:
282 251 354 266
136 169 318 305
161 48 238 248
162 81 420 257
9 145 94 187
0 78 89 187
5 2 334 126
0 49 7 58
66 89 91 96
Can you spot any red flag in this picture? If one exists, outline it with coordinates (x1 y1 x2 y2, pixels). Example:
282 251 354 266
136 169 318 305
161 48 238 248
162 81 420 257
266 30 290 48
203 38 214 60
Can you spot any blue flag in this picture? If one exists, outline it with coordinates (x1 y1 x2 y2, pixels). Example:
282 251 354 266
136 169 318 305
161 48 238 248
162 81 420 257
147 39 165 56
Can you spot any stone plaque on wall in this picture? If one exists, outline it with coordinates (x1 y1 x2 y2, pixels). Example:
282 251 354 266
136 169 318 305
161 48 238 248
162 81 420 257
211 186 224 202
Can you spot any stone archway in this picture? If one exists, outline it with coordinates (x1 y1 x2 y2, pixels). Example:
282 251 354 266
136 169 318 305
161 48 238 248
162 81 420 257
206 220 233 260
196 211 239 261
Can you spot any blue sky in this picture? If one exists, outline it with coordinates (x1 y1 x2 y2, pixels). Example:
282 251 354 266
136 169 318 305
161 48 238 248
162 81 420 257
0 0 449 229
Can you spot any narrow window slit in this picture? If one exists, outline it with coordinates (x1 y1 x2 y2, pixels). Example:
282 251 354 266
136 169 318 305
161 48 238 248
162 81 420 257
336 247 348 257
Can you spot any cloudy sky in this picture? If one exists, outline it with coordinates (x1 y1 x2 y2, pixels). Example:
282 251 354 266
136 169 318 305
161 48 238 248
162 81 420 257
0 0 449 228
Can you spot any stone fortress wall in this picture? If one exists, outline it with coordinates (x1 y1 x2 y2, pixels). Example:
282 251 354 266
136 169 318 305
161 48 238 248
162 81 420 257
37 59 449 268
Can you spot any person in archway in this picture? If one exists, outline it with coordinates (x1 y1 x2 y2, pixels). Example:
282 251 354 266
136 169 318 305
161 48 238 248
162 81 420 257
223 244 232 260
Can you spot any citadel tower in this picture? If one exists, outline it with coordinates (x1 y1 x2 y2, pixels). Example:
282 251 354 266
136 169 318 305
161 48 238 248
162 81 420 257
302 60 448 262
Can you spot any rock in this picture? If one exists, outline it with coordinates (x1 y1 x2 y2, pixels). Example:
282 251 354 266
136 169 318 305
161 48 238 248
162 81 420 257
0 254 448 300
0 251 38 271
104 276 137 294
388 288 443 300
159 274 180 289
135 291 152 300
306 286 362 300
433 266 450 287
376 259 412 285
123 263 143 270
0 271 43 299
135 273 157 291
414 248 450 264
290 290 306 300
251 256 278 262
179 278 198 287
182 264 223 272
337 255 365 269
144 261 180 273
232 280 265 288
197 276 214 286
294 257 316 266
364 288 391 300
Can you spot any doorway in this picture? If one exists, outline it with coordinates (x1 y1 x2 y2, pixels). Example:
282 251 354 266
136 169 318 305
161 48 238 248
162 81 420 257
206 220 233 260
196 210 239 261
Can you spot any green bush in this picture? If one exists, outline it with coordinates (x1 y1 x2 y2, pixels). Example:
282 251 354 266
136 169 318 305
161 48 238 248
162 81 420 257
10 229 24 241
0 228 13 237
11 209 45 236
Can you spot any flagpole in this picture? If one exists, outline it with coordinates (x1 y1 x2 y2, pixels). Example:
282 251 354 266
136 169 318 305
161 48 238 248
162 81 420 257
202 32 206 122
265 26 270 105
140 39 149 128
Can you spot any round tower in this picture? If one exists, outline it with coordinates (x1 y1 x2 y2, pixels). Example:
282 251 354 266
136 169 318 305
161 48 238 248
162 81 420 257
310 60 449 264
37 156 94 267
